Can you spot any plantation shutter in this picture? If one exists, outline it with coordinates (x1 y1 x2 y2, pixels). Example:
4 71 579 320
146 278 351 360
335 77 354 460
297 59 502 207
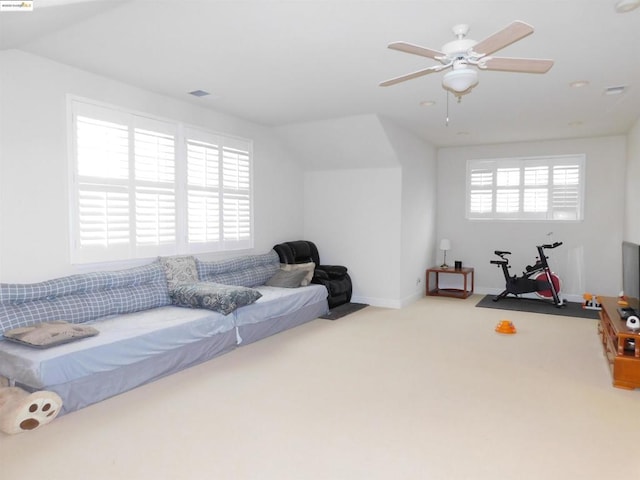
71 99 253 263
468 167 494 215
466 155 584 221
186 138 221 246
74 112 131 262
551 164 581 220
495 168 520 214
132 121 176 256
523 166 549 214
184 130 253 252
222 146 251 247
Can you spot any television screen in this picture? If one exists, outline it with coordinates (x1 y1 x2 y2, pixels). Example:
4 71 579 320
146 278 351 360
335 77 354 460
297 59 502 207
622 241 640 314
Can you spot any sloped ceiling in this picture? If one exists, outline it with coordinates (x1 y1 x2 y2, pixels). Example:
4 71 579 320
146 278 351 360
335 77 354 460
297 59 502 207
276 114 398 170
1 0 639 148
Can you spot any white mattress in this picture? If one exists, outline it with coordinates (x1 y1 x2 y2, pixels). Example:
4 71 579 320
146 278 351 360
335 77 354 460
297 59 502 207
0 305 234 389
234 284 328 327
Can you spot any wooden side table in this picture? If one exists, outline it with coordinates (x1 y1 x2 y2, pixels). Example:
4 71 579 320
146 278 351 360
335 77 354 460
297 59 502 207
426 266 474 299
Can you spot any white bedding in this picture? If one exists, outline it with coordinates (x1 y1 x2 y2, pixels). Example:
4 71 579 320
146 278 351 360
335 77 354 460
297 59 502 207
234 284 328 327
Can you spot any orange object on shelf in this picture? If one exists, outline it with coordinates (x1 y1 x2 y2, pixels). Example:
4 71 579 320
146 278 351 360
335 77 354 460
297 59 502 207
495 320 517 334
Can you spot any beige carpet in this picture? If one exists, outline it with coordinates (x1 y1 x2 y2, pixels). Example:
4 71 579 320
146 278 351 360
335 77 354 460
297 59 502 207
1 295 638 480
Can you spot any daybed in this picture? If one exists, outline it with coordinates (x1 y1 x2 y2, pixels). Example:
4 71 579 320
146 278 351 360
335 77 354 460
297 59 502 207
0 250 328 415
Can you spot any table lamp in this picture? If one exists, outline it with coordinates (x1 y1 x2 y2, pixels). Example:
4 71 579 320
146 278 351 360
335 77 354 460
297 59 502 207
440 239 451 268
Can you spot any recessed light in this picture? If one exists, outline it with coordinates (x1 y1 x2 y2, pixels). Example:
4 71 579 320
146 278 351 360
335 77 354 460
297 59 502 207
570 80 589 88
188 90 211 97
420 100 436 107
615 0 640 13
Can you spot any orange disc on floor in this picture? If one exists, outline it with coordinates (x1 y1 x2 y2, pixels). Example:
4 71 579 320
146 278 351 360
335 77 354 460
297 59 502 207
495 320 516 334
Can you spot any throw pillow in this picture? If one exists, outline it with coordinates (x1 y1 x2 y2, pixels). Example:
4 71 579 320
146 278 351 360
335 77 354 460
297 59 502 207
159 255 199 292
171 282 262 315
280 262 315 286
3 321 99 349
265 269 309 288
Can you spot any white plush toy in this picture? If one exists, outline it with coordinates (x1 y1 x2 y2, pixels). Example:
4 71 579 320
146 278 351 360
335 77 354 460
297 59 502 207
0 382 63 435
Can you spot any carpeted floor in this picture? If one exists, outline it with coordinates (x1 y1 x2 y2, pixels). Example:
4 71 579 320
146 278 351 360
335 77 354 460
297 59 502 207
476 294 600 319
319 302 368 320
3 295 638 480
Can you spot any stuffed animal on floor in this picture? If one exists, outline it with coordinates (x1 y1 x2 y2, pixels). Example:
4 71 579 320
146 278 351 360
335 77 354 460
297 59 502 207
0 385 62 435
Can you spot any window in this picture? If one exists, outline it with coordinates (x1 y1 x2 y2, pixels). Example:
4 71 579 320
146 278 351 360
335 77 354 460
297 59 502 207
70 99 253 264
466 154 585 221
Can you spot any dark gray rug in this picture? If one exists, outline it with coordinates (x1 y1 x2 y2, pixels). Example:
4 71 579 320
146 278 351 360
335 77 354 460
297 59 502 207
475 295 600 319
320 302 368 320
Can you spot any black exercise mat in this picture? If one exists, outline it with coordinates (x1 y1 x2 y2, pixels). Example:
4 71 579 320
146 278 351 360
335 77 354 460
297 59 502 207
320 302 368 320
475 295 600 319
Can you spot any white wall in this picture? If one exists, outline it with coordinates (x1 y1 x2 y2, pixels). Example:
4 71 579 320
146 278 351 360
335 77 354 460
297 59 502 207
0 50 305 282
300 115 437 308
5 49 629 302
437 136 627 299
625 116 640 243
379 118 437 305
304 167 402 306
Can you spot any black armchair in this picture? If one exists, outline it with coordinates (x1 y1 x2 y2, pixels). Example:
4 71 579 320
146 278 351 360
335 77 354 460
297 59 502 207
273 240 352 309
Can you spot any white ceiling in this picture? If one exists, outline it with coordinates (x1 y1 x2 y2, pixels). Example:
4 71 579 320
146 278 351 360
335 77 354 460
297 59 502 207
1 0 639 147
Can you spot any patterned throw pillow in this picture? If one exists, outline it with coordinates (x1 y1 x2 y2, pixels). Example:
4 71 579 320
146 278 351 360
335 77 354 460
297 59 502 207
159 256 199 292
3 321 99 349
171 282 262 315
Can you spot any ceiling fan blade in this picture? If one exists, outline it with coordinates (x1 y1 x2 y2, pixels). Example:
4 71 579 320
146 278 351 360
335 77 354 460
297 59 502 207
482 57 554 73
473 21 534 56
388 42 445 60
379 65 445 87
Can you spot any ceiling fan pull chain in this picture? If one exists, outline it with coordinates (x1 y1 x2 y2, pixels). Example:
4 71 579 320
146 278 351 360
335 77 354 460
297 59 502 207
445 91 450 127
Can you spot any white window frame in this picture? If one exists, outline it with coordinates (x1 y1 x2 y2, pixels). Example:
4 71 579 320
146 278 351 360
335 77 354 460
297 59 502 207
68 97 253 264
466 154 585 221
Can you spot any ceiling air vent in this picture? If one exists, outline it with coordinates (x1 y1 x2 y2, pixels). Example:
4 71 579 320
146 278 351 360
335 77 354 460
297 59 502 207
188 90 210 97
604 85 627 96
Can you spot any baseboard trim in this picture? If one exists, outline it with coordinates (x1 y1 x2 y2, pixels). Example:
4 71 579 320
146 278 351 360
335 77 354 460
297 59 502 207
350 295 402 309
353 289 584 309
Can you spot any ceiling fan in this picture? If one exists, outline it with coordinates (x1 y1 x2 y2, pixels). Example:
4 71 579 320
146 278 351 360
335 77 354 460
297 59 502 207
380 21 554 97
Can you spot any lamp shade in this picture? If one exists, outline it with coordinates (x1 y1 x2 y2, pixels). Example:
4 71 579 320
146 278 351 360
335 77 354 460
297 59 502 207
440 239 451 251
442 67 478 93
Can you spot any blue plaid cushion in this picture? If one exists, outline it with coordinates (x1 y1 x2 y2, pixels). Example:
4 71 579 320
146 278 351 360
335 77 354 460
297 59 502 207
197 250 279 288
0 262 171 334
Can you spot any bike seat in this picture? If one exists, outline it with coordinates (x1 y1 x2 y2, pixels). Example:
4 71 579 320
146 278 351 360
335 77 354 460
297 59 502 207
494 250 511 256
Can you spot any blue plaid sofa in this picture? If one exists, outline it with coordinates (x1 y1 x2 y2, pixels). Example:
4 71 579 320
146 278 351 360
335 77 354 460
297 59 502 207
0 250 328 415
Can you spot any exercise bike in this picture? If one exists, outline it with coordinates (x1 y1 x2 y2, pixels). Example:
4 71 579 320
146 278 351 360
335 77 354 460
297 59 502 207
490 242 565 307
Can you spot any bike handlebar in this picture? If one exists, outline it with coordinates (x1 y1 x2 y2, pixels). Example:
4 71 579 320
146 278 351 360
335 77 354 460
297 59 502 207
540 241 563 249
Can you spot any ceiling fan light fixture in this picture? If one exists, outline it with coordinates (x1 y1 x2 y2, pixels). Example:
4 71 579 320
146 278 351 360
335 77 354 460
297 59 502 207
442 67 478 93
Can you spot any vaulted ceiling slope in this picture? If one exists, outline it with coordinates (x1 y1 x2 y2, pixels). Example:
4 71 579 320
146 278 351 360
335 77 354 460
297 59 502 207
276 114 400 171
1 0 639 147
